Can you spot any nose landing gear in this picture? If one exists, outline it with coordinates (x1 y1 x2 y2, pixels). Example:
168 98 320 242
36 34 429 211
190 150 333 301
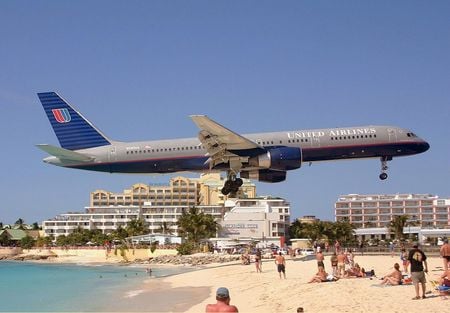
379 156 391 180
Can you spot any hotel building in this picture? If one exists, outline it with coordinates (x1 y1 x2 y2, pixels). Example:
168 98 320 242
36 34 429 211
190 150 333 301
42 174 256 237
335 193 450 242
335 193 450 229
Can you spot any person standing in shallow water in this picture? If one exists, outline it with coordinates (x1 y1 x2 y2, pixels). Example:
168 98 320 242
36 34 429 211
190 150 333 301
275 252 286 279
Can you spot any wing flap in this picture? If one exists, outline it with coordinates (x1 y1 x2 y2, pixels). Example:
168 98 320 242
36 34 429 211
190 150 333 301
190 115 261 150
36 144 95 162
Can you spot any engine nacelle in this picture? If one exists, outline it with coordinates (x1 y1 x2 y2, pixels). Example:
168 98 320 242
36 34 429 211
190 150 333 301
249 147 302 171
241 169 287 183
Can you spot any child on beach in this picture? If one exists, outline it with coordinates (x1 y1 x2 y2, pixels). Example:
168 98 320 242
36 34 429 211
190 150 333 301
400 249 409 274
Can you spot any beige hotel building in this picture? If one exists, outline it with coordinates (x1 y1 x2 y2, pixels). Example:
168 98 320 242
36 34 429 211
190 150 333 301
43 173 257 237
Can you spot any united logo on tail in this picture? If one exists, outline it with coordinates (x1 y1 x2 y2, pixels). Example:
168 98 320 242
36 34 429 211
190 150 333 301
52 108 71 123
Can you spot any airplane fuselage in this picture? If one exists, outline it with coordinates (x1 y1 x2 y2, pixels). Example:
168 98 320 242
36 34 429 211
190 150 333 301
44 125 429 174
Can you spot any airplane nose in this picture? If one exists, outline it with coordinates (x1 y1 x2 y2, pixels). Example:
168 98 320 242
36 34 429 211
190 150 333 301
418 141 430 153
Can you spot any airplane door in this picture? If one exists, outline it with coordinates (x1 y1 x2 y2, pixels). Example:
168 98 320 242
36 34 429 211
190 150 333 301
387 128 397 142
109 146 117 162
311 136 320 148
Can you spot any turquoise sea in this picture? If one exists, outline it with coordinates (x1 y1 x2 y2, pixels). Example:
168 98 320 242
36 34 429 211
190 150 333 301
0 261 192 312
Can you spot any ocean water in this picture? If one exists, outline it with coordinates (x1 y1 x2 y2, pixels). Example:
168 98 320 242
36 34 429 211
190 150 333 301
0 261 192 312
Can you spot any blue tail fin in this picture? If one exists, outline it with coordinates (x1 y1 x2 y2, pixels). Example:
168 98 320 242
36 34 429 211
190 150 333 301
37 92 111 150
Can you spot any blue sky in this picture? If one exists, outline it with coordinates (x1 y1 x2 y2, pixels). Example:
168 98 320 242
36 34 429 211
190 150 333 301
0 1 449 224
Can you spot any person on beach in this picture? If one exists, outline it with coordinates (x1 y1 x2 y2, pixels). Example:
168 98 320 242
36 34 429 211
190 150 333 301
337 251 346 277
275 252 286 279
437 269 450 299
308 265 328 283
255 249 262 273
343 263 364 278
330 252 338 277
205 287 239 312
379 263 403 286
408 243 428 300
334 240 341 253
346 249 355 269
439 269 450 286
400 249 409 274
316 250 325 270
440 238 450 271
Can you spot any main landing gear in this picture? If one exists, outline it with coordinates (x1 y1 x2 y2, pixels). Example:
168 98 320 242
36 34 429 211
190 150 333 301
379 156 392 180
221 172 243 196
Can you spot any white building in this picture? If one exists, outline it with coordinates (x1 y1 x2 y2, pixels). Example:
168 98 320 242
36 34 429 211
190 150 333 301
215 197 291 248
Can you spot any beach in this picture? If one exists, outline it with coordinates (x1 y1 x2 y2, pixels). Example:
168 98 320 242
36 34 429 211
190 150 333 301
3 250 446 312
125 254 447 313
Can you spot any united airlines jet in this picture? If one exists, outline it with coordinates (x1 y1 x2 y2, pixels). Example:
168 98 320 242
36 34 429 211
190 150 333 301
37 92 429 195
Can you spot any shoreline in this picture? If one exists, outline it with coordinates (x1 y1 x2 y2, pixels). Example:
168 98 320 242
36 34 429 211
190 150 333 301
2 253 447 312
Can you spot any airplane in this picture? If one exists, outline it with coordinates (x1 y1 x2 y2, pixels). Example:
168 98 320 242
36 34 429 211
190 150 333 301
36 92 430 196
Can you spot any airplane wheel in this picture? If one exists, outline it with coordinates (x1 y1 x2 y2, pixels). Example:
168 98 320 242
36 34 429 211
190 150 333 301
221 187 230 195
379 173 388 180
235 178 243 187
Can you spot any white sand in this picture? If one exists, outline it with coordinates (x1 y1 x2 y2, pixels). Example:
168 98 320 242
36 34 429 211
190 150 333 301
157 254 446 313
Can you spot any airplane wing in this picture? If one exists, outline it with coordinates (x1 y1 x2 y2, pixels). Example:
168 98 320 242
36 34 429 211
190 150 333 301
36 144 95 162
190 115 264 169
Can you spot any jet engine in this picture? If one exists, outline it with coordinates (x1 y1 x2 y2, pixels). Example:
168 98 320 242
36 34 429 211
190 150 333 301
248 147 302 171
241 169 287 183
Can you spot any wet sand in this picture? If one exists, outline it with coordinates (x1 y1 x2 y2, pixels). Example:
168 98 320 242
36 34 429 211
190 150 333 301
107 280 210 312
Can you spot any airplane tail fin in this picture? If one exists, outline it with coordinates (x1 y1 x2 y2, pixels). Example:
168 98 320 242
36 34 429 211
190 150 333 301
37 92 111 150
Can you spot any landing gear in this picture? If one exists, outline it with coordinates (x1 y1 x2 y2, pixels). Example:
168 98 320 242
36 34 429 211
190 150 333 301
379 156 391 180
221 172 243 196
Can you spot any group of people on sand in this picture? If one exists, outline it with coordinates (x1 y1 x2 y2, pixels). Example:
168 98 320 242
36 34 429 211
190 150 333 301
205 240 450 312
308 248 371 283
376 241 450 301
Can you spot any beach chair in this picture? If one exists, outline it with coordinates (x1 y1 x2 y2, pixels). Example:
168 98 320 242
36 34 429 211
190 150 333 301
430 280 450 298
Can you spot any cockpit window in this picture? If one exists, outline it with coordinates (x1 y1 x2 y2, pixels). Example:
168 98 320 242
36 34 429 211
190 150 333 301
407 132 417 138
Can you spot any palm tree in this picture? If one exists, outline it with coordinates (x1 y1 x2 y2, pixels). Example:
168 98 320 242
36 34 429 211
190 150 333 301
177 207 219 248
14 218 25 230
389 215 410 240
111 225 129 241
156 221 174 235
126 218 147 237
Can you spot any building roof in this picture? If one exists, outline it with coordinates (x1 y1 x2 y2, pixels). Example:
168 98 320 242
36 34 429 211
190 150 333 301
0 229 27 240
